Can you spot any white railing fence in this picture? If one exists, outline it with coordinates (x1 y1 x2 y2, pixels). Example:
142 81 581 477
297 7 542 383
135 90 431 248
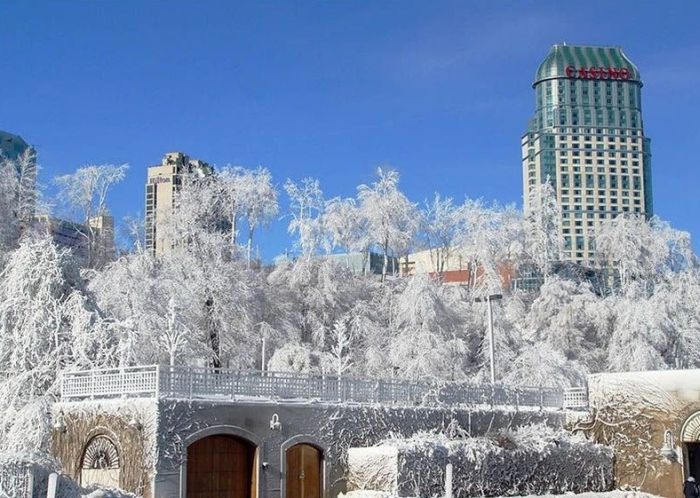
0 462 33 498
61 365 588 411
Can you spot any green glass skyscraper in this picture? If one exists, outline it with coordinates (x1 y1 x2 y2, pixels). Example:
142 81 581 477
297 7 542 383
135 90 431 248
522 44 653 267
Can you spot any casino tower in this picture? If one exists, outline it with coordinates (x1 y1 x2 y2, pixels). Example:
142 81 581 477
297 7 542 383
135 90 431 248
522 44 653 267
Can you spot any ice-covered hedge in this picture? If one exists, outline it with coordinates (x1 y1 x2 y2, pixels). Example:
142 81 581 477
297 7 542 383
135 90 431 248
348 423 613 497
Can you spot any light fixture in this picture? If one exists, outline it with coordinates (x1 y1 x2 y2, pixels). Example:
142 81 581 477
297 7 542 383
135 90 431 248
269 413 281 431
660 429 677 461
53 411 67 434
128 416 143 431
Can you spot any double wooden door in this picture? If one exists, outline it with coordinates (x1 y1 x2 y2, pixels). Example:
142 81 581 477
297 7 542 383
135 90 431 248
187 435 256 498
286 444 322 498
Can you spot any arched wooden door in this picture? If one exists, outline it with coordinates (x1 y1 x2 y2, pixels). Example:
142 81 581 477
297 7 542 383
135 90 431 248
286 444 322 498
187 435 257 498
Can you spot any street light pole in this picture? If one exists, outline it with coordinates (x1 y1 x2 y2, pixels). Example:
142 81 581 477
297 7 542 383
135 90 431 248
486 296 496 385
475 293 502 385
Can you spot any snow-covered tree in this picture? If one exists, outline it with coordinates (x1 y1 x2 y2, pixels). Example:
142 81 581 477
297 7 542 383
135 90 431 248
285 178 326 259
388 275 462 380
0 234 113 455
358 168 419 281
240 167 278 267
0 148 38 255
323 197 371 270
525 180 561 282
54 163 127 267
421 194 465 275
455 200 523 294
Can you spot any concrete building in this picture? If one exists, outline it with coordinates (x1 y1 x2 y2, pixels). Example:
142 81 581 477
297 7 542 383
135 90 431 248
523 45 653 267
324 251 398 276
403 247 516 289
50 365 569 498
145 152 214 255
34 213 116 266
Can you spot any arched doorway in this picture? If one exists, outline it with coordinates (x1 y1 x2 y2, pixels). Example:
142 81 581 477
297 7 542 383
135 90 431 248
186 434 257 498
80 435 121 489
682 412 700 480
285 444 322 498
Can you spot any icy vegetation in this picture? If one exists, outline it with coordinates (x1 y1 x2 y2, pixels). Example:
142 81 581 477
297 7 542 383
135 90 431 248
346 423 613 497
340 492 661 498
0 155 698 491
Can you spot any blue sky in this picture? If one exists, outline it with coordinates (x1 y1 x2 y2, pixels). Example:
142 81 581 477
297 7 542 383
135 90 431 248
2 1 699 260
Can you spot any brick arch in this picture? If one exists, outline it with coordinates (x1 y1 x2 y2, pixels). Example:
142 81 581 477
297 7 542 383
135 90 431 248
681 412 700 442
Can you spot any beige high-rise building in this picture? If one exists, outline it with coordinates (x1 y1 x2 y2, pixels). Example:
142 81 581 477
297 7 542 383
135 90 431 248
523 45 653 267
145 152 213 255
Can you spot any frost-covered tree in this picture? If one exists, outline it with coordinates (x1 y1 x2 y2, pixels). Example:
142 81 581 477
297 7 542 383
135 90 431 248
456 200 523 294
0 234 114 455
358 168 419 281
321 318 353 376
421 194 466 275
54 163 127 267
525 277 609 368
596 215 694 291
240 167 278 267
217 166 279 264
501 343 586 388
606 291 669 371
525 180 561 282
388 275 463 380
267 342 315 373
285 178 326 259
323 197 372 270
0 148 38 255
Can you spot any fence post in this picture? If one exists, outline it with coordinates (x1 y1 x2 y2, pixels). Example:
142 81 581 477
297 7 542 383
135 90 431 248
154 365 160 399
46 472 58 498
539 387 544 411
444 462 453 498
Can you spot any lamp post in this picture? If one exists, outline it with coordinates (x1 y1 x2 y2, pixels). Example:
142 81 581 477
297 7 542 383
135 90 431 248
475 294 503 384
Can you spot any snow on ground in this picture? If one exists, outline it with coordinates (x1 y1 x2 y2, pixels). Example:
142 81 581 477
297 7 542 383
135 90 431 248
340 491 666 498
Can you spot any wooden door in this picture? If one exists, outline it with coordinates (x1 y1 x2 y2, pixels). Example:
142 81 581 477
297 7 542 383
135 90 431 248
286 444 322 498
187 435 256 498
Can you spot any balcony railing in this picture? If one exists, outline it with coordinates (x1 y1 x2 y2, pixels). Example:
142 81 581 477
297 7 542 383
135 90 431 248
0 462 34 498
60 365 588 411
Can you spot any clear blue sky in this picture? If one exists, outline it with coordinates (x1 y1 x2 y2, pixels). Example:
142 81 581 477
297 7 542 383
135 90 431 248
2 1 699 259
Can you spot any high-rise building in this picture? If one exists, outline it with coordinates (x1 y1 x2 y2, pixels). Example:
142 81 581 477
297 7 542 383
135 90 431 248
145 152 214 255
522 45 653 266
0 130 31 161
34 213 116 266
1 130 37 230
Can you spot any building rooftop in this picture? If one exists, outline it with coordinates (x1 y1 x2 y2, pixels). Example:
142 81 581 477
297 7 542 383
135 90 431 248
0 130 30 160
534 44 641 87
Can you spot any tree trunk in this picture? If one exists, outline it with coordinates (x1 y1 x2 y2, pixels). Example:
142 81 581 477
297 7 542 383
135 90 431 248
382 238 389 283
205 296 221 369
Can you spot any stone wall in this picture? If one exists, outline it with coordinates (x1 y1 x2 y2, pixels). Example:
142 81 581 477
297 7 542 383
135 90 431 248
154 400 566 498
51 399 158 498
583 369 700 498
51 397 567 498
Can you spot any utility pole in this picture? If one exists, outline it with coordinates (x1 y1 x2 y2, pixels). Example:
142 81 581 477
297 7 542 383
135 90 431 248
261 337 266 372
475 293 503 384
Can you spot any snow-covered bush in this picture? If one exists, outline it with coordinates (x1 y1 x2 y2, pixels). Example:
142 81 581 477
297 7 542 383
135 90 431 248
348 423 613 497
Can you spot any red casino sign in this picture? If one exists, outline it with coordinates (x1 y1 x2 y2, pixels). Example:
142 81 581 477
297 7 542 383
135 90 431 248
565 65 631 80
